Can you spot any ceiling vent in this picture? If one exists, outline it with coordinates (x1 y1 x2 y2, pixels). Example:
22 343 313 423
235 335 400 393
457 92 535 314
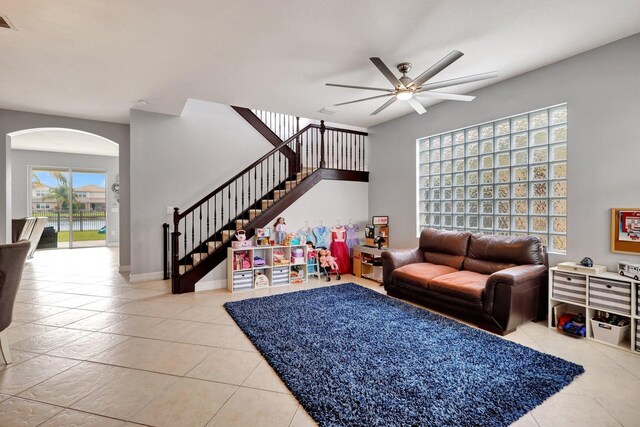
318 106 338 115
0 15 15 30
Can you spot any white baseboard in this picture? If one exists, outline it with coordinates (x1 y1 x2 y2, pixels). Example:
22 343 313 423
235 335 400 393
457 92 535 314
196 279 227 291
118 265 131 273
129 271 164 283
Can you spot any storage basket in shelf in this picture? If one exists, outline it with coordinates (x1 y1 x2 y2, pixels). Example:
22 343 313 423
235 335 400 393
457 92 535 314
636 322 640 353
232 271 252 291
590 319 630 346
552 271 586 304
272 266 289 286
589 277 631 315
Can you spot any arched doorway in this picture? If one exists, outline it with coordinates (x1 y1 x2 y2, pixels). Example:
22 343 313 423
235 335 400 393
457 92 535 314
6 128 119 250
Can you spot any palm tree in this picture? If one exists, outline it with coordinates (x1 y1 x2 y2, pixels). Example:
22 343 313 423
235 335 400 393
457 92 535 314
45 172 77 211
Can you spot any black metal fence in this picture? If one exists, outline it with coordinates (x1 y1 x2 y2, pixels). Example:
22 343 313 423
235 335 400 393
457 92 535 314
31 209 107 232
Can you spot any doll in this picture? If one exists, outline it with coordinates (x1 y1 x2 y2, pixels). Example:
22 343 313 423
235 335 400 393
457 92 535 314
273 217 286 245
318 248 341 281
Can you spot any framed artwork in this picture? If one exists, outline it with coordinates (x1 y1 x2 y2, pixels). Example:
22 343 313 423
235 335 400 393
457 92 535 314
611 208 640 254
372 216 389 226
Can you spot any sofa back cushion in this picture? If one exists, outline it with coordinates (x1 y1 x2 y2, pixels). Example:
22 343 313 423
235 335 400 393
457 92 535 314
463 234 544 274
419 228 471 269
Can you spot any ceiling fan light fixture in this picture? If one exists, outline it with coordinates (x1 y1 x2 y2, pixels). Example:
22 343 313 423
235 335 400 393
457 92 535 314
396 90 413 101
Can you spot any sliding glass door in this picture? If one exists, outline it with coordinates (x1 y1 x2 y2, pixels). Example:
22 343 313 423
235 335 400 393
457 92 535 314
30 168 107 249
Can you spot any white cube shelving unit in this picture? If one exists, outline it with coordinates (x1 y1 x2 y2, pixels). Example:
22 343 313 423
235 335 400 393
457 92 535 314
548 266 640 355
227 244 309 292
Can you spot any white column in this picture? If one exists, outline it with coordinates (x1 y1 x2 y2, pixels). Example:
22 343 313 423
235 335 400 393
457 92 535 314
0 136 11 244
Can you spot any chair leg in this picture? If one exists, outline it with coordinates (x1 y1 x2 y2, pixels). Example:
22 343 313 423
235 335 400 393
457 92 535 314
0 330 12 364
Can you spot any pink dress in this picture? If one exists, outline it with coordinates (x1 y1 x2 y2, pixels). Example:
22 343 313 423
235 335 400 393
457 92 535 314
329 226 352 274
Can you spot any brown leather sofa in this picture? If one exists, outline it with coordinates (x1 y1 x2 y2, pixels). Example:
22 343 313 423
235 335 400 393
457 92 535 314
382 228 547 335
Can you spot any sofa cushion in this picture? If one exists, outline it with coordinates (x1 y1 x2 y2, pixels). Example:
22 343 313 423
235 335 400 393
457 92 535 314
428 270 490 302
464 234 544 274
419 228 471 269
393 263 458 289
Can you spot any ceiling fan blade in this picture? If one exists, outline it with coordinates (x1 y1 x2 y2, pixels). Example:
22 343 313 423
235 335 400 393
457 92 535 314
419 71 498 91
326 83 394 93
334 93 394 106
370 97 397 115
416 91 476 102
370 57 406 89
409 50 464 88
407 97 427 115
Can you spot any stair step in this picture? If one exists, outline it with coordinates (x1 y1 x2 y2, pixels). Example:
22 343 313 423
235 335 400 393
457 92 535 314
284 180 297 190
248 209 262 220
179 265 192 274
261 199 275 209
191 252 209 264
207 241 222 252
221 230 236 240
235 219 250 230
273 190 286 200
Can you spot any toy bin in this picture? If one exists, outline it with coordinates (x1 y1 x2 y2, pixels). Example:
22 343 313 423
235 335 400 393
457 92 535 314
552 271 586 304
590 319 630 345
636 322 640 353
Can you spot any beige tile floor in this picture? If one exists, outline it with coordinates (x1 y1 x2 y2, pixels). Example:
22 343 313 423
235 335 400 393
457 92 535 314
1 247 639 426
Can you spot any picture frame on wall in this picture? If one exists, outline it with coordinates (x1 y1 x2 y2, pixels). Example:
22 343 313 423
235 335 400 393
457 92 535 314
611 208 640 254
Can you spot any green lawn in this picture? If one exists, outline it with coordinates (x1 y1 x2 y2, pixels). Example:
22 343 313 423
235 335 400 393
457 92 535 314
57 230 105 242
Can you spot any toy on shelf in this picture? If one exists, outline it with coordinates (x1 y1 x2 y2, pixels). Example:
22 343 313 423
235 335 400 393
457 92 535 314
254 271 269 288
233 251 252 270
253 256 266 267
318 248 340 281
290 265 304 283
283 232 301 246
274 217 286 245
273 250 289 266
255 228 271 246
365 216 389 249
231 230 251 248
557 312 586 337
618 261 640 281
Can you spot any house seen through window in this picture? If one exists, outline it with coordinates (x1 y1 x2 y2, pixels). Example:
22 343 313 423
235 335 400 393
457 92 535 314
417 104 568 253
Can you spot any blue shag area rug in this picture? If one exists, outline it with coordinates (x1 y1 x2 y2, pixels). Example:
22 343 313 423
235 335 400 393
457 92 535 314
224 284 583 427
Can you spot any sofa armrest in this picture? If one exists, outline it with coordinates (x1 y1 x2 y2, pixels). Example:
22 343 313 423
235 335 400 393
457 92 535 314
484 264 548 332
489 264 548 286
381 248 421 288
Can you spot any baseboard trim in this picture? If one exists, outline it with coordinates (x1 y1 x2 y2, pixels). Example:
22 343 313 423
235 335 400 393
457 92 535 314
118 265 131 273
196 279 227 291
129 271 163 283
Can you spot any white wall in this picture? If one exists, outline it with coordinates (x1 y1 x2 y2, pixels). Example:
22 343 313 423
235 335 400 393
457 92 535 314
0 109 130 267
10 150 119 245
130 100 275 278
368 33 640 270
274 179 369 245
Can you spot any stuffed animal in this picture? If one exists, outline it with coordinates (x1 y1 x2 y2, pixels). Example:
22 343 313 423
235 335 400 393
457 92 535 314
283 232 296 246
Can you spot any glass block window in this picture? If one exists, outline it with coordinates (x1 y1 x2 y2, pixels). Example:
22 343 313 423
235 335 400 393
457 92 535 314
417 104 567 253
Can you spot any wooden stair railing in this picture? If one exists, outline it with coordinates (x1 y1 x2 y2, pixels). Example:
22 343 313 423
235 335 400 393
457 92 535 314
171 120 368 294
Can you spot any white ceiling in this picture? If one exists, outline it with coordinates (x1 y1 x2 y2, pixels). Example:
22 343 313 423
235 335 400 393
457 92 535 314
10 128 119 156
0 1 639 128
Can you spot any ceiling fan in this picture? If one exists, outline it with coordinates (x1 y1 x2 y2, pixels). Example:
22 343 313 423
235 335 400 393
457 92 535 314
326 51 498 116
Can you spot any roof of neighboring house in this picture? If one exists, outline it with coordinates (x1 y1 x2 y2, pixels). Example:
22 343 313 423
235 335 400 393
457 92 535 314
32 183 50 190
73 185 105 192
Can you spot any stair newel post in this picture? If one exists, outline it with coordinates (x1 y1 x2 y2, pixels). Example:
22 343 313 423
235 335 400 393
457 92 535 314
320 120 326 169
171 208 181 294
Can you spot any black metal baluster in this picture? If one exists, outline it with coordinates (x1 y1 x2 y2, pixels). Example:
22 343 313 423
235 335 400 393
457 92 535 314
214 195 217 249
227 186 231 241
235 180 238 232
183 219 187 268
191 211 194 259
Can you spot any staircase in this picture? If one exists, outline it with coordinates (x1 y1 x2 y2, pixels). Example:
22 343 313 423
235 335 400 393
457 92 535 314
171 108 368 293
